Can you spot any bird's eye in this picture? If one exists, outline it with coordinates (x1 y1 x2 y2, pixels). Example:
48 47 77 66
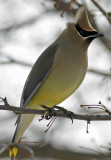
75 24 85 36
80 30 84 34
79 30 86 36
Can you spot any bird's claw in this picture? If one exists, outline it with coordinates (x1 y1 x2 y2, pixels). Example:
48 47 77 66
53 106 75 124
40 105 75 132
41 105 75 123
41 105 56 120
45 107 57 120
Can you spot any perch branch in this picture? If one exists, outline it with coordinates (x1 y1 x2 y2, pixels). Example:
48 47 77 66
0 104 111 121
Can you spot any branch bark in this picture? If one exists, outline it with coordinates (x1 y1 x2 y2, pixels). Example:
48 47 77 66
0 104 111 121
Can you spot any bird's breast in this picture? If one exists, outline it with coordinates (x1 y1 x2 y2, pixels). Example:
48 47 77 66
29 46 88 108
52 47 88 92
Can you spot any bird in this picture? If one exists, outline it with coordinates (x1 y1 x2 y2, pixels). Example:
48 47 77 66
9 5 103 158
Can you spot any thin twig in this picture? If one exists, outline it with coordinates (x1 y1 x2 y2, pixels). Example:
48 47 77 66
91 0 111 25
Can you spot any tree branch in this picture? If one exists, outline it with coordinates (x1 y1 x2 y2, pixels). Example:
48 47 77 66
1 55 111 77
0 9 55 33
0 58 32 67
88 68 111 77
91 0 111 25
0 104 111 121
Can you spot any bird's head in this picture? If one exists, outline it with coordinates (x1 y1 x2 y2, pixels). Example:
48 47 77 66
67 5 104 45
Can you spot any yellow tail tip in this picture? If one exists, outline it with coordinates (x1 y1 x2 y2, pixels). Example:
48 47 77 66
9 147 18 158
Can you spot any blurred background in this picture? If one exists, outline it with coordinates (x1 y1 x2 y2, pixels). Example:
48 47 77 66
0 0 111 159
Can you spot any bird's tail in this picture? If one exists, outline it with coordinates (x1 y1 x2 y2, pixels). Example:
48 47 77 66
9 114 35 159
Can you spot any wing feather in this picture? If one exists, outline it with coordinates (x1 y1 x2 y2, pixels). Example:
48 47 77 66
20 43 58 108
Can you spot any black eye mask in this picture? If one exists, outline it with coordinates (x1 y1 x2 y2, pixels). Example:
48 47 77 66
75 24 97 38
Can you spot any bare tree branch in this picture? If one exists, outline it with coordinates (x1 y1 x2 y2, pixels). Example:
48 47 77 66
0 8 60 33
88 68 111 77
0 58 32 67
1 55 111 77
0 16 39 33
0 104 111 121
91 0 111 25
0 10 52 32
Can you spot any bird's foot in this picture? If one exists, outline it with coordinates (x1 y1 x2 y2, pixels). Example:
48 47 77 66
39 105 56 121
40 105 75 123
39 105 57 132
53 106 75 124
39 105 75 132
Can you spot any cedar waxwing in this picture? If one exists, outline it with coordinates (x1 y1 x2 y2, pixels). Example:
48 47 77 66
9 5 103 158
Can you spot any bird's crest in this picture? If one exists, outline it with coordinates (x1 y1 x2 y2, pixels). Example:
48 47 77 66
75 5 95 31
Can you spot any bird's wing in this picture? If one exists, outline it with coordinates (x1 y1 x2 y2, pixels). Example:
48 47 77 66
20 43 58 108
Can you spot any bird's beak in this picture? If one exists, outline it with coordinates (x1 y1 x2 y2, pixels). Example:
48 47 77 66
94 32 104 38
88 32 104 39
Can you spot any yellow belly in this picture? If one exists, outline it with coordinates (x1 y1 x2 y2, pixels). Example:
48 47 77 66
27 51 87 109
